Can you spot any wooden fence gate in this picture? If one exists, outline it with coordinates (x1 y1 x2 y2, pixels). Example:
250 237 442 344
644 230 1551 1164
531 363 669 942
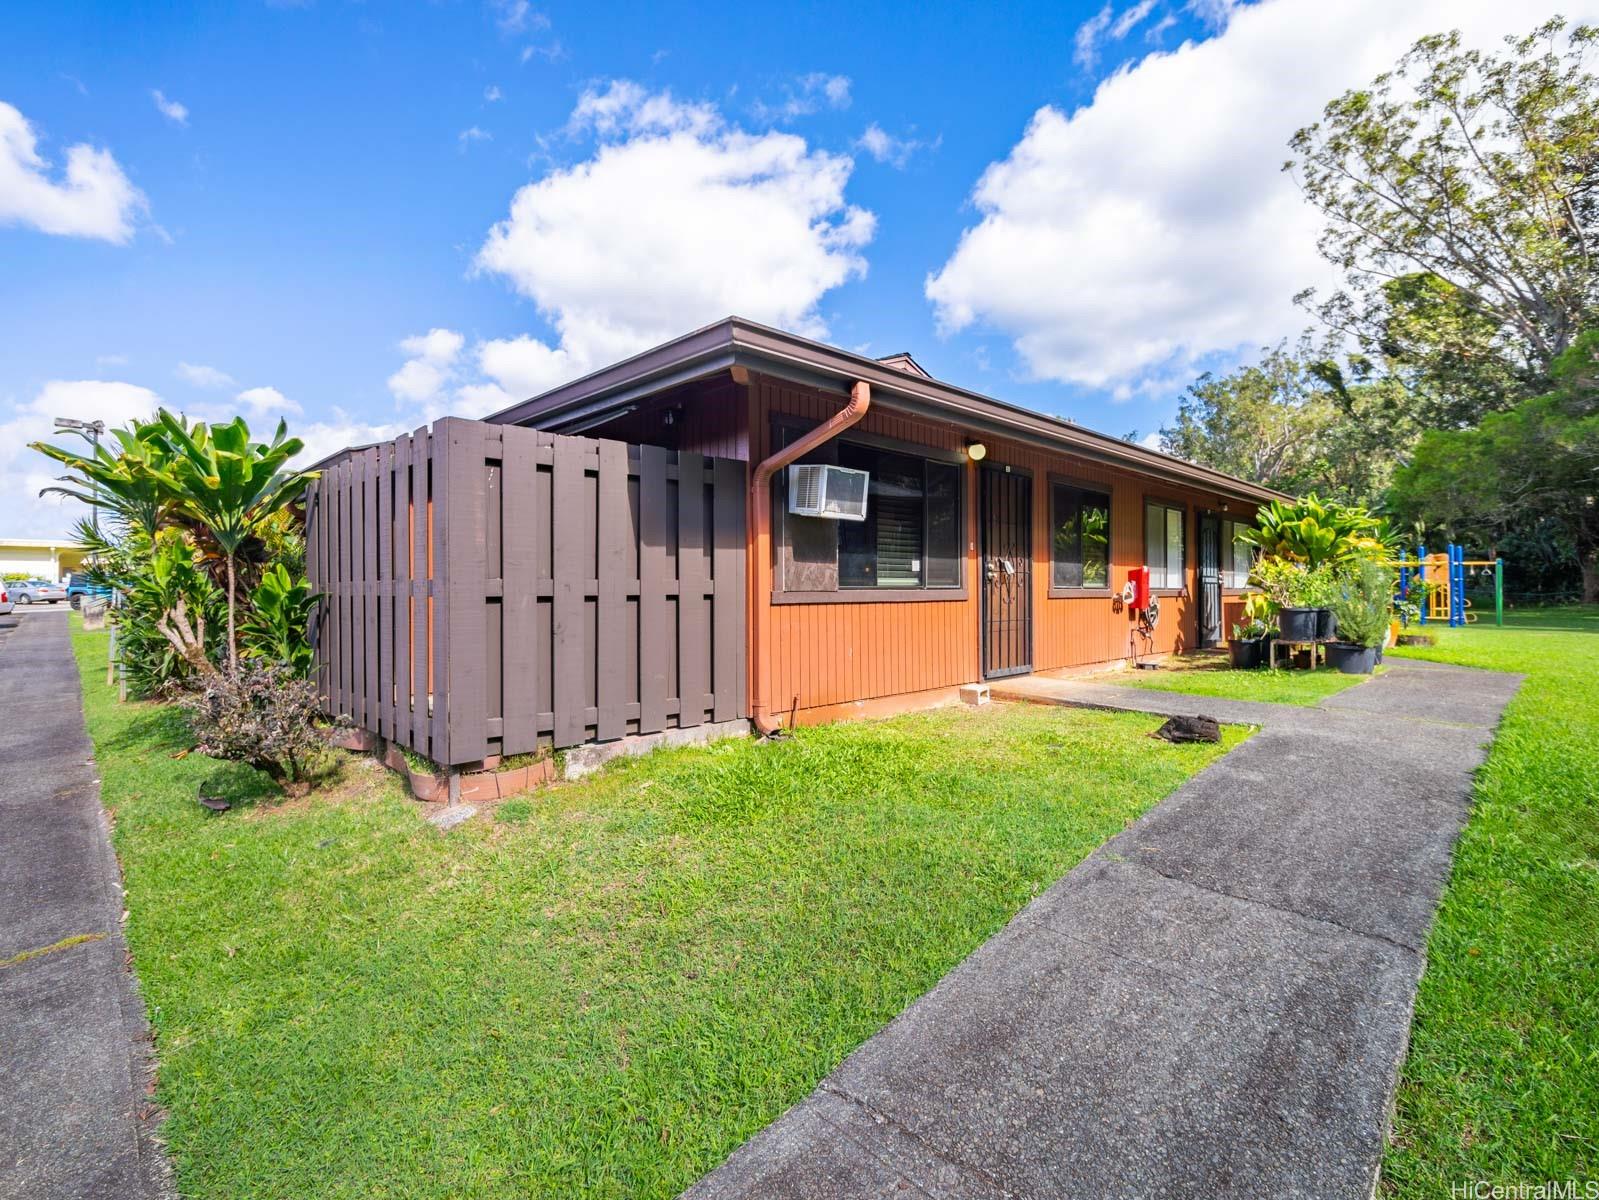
305 418 747 768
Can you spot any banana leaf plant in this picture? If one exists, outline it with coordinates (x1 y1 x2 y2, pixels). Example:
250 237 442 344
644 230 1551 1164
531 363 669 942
153 411 315 674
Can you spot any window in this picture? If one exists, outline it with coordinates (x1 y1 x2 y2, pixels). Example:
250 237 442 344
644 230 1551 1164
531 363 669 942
1144 500 1186 590
1051 483 1111 590
833 443 962 590
1220 519 1254 588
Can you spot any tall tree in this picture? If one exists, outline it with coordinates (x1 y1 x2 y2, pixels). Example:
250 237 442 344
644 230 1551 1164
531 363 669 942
1289 19 1599 421
1158 341 1398 503
1388 331 1599 600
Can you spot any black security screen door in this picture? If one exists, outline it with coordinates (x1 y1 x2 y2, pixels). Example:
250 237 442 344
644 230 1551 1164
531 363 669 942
981 466 1033 678
1198 511 1223 647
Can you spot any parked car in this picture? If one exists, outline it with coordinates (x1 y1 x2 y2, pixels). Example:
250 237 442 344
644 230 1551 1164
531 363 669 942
0 585 12 616
65 572 112 610
11 578 67 604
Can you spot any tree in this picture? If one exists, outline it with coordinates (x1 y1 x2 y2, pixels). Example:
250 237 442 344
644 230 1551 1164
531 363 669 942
155 413 313 674
1289 19 1599 418
1158 340 1400 504
1388 331 1599 600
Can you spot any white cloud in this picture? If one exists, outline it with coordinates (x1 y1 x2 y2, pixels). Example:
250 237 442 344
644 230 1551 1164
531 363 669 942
288 414 412 471
485 84 503 102
1073 5 1115 69
458 125 492 149
569 80 718 138
0 101 147 243
386 328 466 405
493 0 547 36
855 123 935 169
0 380 166 538
176 361 235 389
1112 0 1158 39
752 73 853 122
151 89 188 125
474 80 873 390
1075 0 1160 70
926 0 1599 394
236 385 302 417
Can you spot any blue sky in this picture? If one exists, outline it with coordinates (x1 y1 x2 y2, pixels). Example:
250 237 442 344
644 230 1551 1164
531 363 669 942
2 0 1582 536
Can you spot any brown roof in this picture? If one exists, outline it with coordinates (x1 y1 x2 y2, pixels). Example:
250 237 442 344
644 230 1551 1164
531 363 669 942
484 317 1288 504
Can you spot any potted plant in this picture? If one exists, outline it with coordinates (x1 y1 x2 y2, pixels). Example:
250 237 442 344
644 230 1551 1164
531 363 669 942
1326 560 1393 674
1303 563 1340 642
1228 593 1276 668
1251 557 1319 642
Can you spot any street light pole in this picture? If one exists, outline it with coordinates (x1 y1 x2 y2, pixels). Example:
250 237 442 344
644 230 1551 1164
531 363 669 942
52 417 106 539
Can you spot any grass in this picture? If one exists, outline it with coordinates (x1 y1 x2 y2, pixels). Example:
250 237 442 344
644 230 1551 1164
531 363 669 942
72 621 1243 1200
1104 650 1376 706
1381 605 1599 1194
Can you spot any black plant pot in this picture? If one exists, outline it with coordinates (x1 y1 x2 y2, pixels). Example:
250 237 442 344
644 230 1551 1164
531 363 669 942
1326 642 1378 675
1229 638 1267 669
1279 607 1318 642
1316 608 1338 641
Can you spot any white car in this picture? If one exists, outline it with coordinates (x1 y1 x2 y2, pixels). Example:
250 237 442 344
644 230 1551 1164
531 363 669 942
0 585 13 616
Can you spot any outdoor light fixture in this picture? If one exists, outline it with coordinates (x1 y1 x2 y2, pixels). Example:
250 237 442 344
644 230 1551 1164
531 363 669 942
966 441 987 461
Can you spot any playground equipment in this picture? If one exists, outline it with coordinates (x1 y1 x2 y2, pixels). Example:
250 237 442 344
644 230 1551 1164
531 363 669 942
1395 544 1504 627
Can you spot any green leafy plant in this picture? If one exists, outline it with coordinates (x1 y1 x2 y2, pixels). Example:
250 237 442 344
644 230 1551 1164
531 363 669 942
155 411 315 674
1331 559 1396 648
1250 556 1315 609
1231 592 1278 641
241 564 317 676
1239 495 1394 567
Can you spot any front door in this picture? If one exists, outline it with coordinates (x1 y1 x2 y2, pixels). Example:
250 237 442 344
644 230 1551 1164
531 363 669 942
1198 511 1223 647
981 466 1032 678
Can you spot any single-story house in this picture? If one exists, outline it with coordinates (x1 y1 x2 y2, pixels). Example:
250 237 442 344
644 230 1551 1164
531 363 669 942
0 536 85 583
480 317 1284 731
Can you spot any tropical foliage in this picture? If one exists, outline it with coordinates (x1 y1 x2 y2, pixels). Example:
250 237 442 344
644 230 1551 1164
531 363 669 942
29 413 324 776
241 564 318 676
1237 495 1392 568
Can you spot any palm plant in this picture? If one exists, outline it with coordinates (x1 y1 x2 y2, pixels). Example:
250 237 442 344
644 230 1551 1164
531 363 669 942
154 411 314 673
30 418 176 546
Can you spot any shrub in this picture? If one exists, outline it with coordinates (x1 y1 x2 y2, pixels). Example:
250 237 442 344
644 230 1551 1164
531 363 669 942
241 564 316 676
1331 558 1396 647
183 661 328 783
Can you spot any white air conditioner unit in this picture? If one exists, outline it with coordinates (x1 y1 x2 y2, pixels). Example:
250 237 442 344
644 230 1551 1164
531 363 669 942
787 463 869 521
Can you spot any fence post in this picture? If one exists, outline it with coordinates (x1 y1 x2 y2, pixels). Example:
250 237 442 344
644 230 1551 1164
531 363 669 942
1418 544 1427 624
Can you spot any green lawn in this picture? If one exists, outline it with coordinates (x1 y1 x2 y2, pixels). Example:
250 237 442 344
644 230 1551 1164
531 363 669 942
72 622 1243 1200
1105 652 1376 706
1382 605 1599 1194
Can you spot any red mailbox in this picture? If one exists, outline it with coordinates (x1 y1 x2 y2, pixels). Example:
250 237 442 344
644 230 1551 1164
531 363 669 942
1128 566 1151 611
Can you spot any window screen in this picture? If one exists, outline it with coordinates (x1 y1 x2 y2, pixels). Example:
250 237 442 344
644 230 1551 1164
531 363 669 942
836 443 963 590
1051 484 1111 589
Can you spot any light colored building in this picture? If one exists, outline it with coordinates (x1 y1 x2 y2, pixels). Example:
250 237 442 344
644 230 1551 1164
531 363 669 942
0 537 86 582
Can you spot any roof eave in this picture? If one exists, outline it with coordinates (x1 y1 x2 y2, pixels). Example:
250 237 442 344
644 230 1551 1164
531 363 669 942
485 316 1289 505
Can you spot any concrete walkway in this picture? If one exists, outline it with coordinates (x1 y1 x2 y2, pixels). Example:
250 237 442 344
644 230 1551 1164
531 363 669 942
686 658 1521 1200
0 609 170 1200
